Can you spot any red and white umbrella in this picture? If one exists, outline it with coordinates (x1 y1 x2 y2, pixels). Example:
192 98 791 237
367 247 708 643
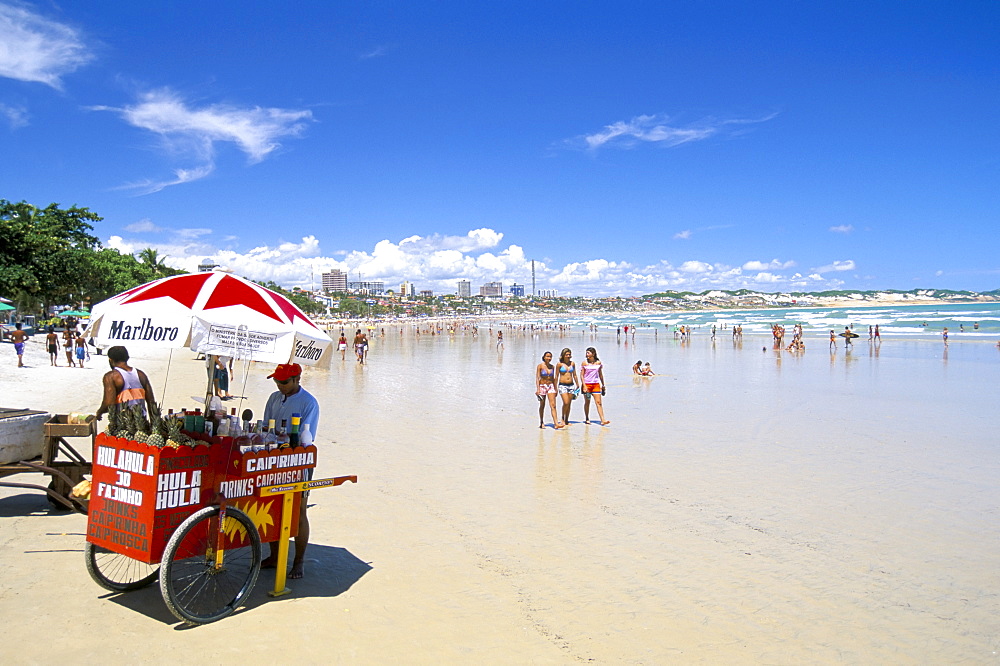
84 272 331 366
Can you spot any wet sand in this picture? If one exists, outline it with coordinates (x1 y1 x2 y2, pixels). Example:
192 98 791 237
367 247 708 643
1 329 998 663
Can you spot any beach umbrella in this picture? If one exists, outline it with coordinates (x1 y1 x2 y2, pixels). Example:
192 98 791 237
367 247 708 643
0 302 14 312
59 310 90 317
83 271 332 366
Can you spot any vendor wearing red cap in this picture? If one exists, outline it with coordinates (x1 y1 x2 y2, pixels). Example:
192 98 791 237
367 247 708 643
261 362 320 579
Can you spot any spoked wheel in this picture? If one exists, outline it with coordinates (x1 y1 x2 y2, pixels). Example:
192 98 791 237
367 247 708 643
160 505 261 624
85 541 159 591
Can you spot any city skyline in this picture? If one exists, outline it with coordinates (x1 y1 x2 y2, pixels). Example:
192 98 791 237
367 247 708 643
2 2 998 297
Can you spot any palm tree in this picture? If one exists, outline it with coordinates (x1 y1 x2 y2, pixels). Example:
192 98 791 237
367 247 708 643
137 247 169 277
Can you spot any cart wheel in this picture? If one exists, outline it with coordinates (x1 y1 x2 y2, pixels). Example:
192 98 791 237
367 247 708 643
159 505 261 625
85 542 159 591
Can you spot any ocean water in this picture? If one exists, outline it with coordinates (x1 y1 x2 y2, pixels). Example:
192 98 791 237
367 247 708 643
290 320 1000 661
535 301 1000 340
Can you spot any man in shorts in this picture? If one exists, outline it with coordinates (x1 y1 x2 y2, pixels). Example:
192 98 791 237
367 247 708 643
262 363 320 579
9 322 28 367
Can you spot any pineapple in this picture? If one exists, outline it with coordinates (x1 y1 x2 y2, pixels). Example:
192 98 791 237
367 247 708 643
166 418 186 449
116 405 135 439
104 404 121 436
132 405 151 445
147 403 166 448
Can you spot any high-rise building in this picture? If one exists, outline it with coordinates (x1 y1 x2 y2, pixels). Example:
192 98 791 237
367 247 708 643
509 283 525 297
480 281 503 297
400 281 416 298
322 269 347 292
457 280 471 298
537 289 558 298
348 281 385 295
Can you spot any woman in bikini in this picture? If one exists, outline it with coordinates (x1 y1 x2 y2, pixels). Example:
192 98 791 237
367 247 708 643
579 347 610 425
535 351 563 429
338 332 348 360
556 348 578 426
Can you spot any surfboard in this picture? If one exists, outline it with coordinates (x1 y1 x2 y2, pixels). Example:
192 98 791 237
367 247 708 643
839 332 860 339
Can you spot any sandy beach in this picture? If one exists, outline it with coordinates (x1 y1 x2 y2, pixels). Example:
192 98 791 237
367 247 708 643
2 327 999 663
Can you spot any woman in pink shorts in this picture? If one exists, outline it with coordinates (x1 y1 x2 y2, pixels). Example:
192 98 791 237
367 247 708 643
579 347 610 425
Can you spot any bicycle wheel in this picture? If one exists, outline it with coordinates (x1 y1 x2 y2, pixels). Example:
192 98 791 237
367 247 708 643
160 505 261 624
85 541 159 591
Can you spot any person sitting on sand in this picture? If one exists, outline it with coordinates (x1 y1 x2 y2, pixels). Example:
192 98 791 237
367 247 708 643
640 362 655 376
633 360 643 374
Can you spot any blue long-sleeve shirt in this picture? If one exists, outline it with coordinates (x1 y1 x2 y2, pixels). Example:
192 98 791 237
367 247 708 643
263 387 320 444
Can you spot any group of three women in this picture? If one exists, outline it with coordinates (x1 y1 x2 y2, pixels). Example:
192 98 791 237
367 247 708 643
535 347 610 428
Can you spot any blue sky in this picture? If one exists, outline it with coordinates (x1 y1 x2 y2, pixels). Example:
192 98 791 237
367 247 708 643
2 1 997 296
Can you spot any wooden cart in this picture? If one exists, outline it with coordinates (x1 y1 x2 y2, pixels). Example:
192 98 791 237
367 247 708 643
0 411 94 512
85 433 327 624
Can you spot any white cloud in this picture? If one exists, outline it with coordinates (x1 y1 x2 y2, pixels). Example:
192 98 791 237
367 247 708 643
829 224 854 233
0 102 27 128
742 259 796 271
94 88 313 193
812 260 856 273
0 3 92 88
123 218 162 233
572 112 777 151
674 230 692 240
104 226 856 297
679 260 714 274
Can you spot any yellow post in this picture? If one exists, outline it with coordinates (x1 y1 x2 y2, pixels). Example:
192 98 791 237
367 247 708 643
260 475 358 599
268 492 295 597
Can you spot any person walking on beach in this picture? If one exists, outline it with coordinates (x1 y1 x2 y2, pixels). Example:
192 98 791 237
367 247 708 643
874 324 881 344
261 363 319 580
338 332 348 360
497 330 504 350
943 327 949 345
535 351 563 429
829 330 837 350
556 348 578 425
46 326 59 366
95 346 157 420
9 322 28 367
63 326 75 366
353 329 365 363
580 347 610 425
74 330 88 368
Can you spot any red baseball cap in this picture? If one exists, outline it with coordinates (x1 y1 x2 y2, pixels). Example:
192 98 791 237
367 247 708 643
267 363 302 381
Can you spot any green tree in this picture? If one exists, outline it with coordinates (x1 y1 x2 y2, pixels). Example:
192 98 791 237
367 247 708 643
0 200 102 313
137 247 184 279
82 248 156 304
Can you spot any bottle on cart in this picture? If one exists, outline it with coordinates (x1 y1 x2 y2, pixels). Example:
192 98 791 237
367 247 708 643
183 408 194 432
250 420 264 451
194 409 205 434
276 419 289 448
288 413 301 447
300 422 313 446
264 419 277 449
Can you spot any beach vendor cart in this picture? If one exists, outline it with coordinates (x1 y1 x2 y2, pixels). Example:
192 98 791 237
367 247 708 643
81 272 352 623
84 428 355 623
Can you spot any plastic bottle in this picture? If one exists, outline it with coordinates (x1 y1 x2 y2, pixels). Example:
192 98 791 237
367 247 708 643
288 413 301 448
300 422 313 446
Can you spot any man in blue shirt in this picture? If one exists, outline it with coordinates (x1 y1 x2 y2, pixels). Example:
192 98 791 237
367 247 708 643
262 363 319 579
